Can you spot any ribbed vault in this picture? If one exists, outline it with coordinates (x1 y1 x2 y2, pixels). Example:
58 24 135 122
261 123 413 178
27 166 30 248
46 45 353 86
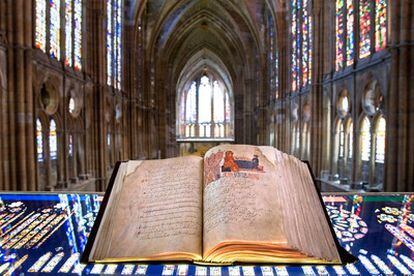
132 0 282 156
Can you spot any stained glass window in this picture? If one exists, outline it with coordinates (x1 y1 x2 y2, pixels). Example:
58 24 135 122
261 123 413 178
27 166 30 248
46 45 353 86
65 0 73 67
346 0 355 65
68 134 73 157
338 121 345 158
49 0 61 59
335 0 355 70
36 119 44 162
335 0 345 71
301 0 312 87
106 0 113 86
107 0 123 89
178 75 233 139
375 0 387 51
50 119 58 160
275 51 279 98
375 117 386 163
291 0 299 92
73 0 82 70
267 13 279 99
290 0 312 92
225 93 231 123
36 0 83 68
213 81 224 123
185 82 197 122
360 116 371 162
348 121 354 159
336 1 387 69
198 76 212 124
115 0 122 89
69 98 75 114
359 0 372 59
294 123 300 154
35 0 47 51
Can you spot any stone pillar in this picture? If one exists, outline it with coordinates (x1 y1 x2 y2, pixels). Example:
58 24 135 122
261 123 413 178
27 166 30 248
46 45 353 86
87 0 108 191
4 0 36 191
385 1 414 191
309 0 325 176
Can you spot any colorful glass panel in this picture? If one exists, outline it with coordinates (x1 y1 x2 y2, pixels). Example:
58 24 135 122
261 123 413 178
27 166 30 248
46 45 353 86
290 0 299 92
35 0 47 51
49 0 61 60
36 119 44 162
375 117 386 163
291 0 312 91
301 0 310 86
346 0 355 66
74 0 82 70
359 0 372 59
335 0 345 71
65 0 73 67
49 120 58 160
106 0 113 86
375 0 387 51
115 0 122 89
107 0 123 88
307 15 312 86
275 50 279 98
302 0 309 86
361 117 371 162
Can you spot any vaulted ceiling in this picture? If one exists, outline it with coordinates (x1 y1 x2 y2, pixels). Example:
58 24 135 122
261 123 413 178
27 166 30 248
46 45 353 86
130 0 285 84
128 0 286 145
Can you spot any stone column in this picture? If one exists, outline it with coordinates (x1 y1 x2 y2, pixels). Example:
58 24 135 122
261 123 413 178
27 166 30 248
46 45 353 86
4 0 36 190
309 0 326 176
87 0 108 191
385 1 414 191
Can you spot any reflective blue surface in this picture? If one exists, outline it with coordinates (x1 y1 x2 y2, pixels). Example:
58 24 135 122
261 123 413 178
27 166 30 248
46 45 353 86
1 193 414 275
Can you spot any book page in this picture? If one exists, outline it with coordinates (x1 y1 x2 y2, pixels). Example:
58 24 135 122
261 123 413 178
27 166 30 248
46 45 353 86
273 151 341 262
203 145 287 257
92 156 203 261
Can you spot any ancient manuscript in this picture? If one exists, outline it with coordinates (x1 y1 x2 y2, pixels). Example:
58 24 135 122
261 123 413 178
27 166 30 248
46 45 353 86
87 145 347 264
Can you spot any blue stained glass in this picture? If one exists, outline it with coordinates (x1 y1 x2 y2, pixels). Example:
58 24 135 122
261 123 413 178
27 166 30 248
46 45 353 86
65 0 73 67
35 0 47 51
74 0 82 70
291 0 312 91
107 0 123 88
116 0 122 89
107 0 113 86
49 0 61 60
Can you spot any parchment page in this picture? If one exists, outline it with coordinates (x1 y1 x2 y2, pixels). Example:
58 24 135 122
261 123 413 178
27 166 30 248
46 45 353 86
95 156 203 260
203 145 287 256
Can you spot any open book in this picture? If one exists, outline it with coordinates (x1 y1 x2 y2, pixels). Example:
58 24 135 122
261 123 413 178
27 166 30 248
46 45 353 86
83 145 354 265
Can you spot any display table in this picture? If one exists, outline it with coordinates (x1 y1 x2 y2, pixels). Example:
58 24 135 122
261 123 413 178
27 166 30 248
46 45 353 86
1 192 414 275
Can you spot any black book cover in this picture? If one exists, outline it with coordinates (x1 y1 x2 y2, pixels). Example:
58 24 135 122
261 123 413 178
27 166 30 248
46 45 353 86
82 160 357 265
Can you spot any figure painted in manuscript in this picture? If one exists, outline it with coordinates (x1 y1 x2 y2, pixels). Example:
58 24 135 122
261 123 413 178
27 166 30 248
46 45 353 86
222 151 239 172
